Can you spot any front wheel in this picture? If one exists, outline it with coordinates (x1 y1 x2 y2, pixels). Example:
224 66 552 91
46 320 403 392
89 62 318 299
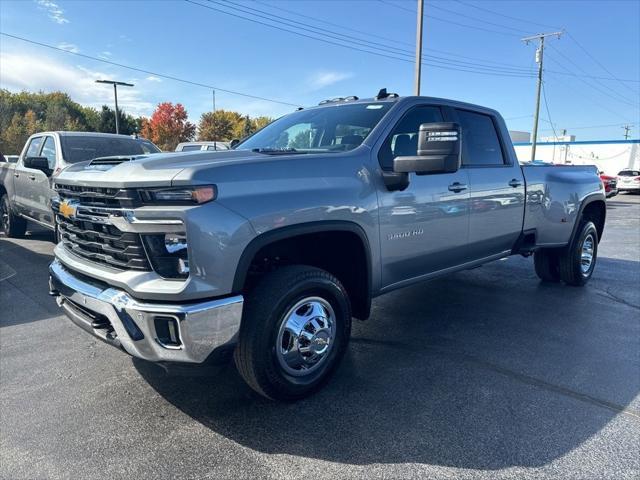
234 265 352 401
1 194 26 238
558 221 599 286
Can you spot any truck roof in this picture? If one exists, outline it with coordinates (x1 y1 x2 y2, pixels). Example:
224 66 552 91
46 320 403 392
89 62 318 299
308 94 501 117
33 131 143 138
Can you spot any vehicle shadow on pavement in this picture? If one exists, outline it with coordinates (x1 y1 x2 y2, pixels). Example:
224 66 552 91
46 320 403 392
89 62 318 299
0 232 58 326
135 255 640 470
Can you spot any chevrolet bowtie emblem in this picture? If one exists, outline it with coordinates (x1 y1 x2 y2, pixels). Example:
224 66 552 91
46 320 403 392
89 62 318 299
59 200 78 219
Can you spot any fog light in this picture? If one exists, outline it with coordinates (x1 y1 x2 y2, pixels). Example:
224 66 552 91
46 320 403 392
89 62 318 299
142 233 189 279
154 316 182 348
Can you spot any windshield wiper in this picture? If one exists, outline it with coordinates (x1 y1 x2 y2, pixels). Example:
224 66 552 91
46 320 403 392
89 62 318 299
251 148 308 155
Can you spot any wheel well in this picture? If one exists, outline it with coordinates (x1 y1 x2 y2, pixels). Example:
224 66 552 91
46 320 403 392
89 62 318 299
581 200 606 242
236 229 372 320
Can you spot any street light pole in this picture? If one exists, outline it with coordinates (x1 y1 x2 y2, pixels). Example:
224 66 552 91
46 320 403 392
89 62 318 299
95 80 134 134
414 0 424 95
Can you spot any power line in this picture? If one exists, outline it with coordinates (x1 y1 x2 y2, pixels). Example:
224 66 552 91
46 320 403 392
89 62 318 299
250 0 537 73
452 0 562 31
544 69 635 123
377 0 523 37
547 44 639 107
0 32 302 108
452 0 639 88
187 0 535 78
567 32 639 95
220 0 533 74
427 2 531 34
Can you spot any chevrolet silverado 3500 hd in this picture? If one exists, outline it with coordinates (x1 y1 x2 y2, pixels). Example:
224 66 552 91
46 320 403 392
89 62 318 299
48 92 606 400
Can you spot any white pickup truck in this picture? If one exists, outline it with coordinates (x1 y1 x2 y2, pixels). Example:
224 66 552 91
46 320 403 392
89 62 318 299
1 131 160 236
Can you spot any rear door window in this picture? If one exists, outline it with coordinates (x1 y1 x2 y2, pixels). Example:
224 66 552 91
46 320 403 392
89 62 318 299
456 109 505 166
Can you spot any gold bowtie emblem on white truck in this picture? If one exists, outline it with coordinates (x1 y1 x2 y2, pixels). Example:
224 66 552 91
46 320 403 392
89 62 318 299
58 200 78 219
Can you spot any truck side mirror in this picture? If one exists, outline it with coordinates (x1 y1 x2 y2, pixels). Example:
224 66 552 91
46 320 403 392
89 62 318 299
24 156 53 176
393 122 461 175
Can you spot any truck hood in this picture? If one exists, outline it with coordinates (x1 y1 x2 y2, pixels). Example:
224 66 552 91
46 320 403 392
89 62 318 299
54 150 276 188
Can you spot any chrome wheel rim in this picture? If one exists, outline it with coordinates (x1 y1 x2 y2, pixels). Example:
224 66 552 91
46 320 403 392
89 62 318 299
276 296 336 377
580 233 595 275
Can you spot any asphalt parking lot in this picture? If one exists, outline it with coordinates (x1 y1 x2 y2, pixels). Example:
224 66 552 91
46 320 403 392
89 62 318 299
1 194 638 480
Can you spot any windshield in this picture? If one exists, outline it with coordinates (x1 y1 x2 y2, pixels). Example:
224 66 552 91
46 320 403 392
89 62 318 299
60 136 160 163
618 170 640 176
236 102 393 153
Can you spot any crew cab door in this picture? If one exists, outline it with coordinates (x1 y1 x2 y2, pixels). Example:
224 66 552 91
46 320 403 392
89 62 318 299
30 135 58 226
13 135 44 217
453 108 525 258
376 105 471 289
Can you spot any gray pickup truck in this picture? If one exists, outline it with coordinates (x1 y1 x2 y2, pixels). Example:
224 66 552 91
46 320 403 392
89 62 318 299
1 132 160 236
47 92 606 400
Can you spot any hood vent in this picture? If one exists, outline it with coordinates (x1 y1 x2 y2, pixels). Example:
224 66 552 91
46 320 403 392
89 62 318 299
89 156 137 166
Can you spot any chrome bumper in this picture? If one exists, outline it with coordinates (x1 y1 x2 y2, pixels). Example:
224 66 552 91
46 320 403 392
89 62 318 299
49 259 243 363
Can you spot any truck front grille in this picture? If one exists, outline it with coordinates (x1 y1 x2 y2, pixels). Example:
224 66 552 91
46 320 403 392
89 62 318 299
55 184 139 208
56 214 151 271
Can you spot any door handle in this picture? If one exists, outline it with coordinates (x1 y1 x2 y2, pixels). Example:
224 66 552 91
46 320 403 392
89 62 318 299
28 175 37 181
14 173 20 178
448 182 468 193
509 179 523 188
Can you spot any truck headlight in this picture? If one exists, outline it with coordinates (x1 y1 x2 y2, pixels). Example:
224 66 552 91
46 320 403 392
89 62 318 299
139 185 216 204
142 233 189 279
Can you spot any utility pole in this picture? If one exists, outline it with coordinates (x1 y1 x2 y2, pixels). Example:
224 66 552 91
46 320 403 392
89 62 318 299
414 0 424 95
95 79 134 134
522 31 563 161
212 90 217 148
622 124 631 140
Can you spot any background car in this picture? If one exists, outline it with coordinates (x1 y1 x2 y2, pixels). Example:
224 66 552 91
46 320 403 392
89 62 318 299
175 141 229 152
616 169 640 193
599 171 618 198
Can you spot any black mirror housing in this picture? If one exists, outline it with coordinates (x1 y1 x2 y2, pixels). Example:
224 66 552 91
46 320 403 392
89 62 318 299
230 139 240 149
24 156 52 175
393 122 461 175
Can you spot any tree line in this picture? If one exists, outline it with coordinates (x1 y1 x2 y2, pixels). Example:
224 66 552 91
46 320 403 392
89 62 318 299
0 89 274 153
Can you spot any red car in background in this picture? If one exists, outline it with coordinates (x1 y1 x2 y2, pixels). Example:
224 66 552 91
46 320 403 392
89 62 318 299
599 171 618 198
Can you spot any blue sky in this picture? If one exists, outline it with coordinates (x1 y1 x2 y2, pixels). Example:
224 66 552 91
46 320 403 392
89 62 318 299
1 0 638 140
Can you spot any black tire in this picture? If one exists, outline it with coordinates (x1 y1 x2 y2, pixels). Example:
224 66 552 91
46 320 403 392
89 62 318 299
1 194 26 238
558 221 598 286
534 248 561 282
234 265 352 401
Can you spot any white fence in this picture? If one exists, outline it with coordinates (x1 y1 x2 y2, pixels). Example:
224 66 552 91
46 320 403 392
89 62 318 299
513 140 640 176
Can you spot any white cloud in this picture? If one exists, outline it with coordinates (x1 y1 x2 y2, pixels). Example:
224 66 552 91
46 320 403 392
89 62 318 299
0 52 154 117
308 71 353 90
36 0 69 24
145 76 162 83
57 42 79 53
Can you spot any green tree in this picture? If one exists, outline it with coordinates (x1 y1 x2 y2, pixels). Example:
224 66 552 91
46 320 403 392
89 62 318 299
95 105 138 135
197 109 243 141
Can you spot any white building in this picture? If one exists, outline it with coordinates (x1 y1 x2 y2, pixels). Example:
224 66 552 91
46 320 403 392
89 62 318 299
513 139 640 176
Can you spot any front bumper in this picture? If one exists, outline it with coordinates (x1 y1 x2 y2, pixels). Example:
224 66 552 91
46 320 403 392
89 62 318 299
49 259 243 363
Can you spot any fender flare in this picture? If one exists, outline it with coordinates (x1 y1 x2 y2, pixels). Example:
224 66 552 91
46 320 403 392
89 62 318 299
569 193 606 245
232 220 373 299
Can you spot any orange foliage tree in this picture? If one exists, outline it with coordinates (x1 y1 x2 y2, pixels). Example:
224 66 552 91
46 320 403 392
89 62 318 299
140 102 195 151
